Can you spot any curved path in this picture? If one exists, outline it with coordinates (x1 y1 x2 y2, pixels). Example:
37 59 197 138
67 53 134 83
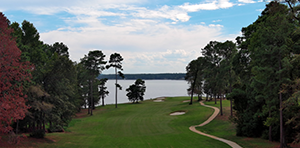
189 101 242 148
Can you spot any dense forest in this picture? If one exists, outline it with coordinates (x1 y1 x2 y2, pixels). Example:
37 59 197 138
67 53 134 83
185 1 300 147
0 12 125 141
98 73 185 80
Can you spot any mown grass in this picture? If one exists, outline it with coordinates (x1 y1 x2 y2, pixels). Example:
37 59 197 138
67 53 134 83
6 97 285 147
197 100 279 148
38 97 230 148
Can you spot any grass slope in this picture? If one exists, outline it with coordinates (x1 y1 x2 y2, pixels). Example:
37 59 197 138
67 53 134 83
197 100 279 148
39 97 230 148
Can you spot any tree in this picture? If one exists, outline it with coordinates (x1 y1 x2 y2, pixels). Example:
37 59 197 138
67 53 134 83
201 41 225 115
126 79 146 103
106 53 124 108
50 42 69 58
185 57 206 104
9 19 81 133
230 2 299 146
75 63 90 110
249 3 294 145
81 50 106 115
217 41 237 116
98 78 109 106
0 12 32 133
42 55 79 131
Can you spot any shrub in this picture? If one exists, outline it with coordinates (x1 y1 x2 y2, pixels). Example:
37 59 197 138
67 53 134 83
29 129 45 138
47 125 64 133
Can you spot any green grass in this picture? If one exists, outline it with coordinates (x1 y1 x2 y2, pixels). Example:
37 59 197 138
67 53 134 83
22 97 281 148
197 100 279 148
39 97 230 148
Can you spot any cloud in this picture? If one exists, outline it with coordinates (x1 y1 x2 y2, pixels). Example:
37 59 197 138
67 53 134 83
129 5 190 23
179 0 234 12
238 0 256 3
2 0 246 73
212 19 222 22
40 19 230 73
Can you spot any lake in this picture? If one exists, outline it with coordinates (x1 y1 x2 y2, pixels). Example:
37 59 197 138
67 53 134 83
98 80 189 105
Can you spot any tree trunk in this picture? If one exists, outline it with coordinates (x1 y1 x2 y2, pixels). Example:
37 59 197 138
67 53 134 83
269 110 272 141
230 81 233 116
198 94 202 101
206 93 208 101
88 81 91 114
115 67 118 108
280 92 284 148
40 112 43 130
279 56 286 148
102 96 105 106
90 78 93 115
219 93 223 116
214 94 217 104
16 120 19 134
43 113 45 131
190 70 198 105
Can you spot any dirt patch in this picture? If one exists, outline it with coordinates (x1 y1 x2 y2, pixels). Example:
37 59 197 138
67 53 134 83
74 108 89 119
215 106 231 121
74 108 106 119
170 110 186 116
170 112 185 115
153 100 164 102
156 97 165 100
153 97 165 102
269 142 300 148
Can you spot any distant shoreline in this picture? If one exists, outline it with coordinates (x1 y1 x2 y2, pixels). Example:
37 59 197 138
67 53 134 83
98 73 186 80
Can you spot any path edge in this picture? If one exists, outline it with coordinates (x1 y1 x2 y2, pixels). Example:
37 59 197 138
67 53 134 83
189 101 242 148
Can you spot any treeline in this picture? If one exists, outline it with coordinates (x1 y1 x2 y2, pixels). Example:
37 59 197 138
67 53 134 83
0 12 124 140
185 1 300 147
98 73 185 80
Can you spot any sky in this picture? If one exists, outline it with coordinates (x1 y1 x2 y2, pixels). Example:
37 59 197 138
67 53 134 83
1 0 266 74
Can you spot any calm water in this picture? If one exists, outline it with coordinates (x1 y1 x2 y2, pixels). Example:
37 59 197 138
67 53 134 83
98 80 189 105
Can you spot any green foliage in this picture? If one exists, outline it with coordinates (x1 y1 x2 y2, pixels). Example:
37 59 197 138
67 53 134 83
185 57 207 104
198 100 278 148
106 53 124 108
230 2 299 144
80 50 107 114
48 125 64 133
126 79 146 103
99 78 109 106
6 18 83 135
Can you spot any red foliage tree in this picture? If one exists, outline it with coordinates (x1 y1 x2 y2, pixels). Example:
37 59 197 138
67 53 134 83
0 12 32 133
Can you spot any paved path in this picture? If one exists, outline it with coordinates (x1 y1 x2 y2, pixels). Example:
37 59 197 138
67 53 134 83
189 101 242 148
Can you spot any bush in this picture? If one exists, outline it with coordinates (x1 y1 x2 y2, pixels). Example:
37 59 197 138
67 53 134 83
47 125 64 133
29 129 45 138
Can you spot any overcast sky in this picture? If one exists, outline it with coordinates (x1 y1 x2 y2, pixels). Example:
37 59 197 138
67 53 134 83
1 0 266 74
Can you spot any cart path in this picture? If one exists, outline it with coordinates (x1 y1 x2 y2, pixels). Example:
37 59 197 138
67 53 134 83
189 101 242 148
